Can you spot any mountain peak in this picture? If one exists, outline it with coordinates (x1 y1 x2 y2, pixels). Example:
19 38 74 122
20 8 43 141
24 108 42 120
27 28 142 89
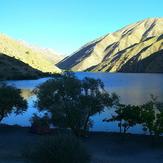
141 17 163 22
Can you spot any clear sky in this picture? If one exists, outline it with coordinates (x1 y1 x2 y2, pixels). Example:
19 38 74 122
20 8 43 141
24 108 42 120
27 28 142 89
0 0 163 55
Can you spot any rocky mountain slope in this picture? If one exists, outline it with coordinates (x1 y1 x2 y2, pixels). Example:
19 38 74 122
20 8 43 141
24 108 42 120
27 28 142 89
0 34 63 74
57 18 163 73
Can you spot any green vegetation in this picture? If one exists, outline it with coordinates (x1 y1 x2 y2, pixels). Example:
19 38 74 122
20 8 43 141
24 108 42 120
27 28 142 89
24 134 90 163
35 72 117 136
0 84 27 122
104 95 163 136
104 104 141 134
140 96 163 136
30 113 51 134
34 73 163 137
0 73 163 162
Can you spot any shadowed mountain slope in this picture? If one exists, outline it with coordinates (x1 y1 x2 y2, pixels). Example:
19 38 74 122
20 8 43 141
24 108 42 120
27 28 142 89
0 53 46 80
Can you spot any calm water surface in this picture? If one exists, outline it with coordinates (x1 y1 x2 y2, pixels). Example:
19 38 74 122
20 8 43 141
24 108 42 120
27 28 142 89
3 73 163 134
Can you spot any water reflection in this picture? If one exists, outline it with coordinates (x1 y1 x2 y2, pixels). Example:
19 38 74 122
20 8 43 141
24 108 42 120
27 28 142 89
76 72 163 105
21 89 34 99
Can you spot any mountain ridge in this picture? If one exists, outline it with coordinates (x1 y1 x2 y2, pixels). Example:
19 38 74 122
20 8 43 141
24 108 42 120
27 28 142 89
57 18 163 73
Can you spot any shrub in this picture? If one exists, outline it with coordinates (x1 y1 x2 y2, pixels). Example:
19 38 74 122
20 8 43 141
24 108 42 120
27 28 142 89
30 113 51 134
0 84 27 122
24 134 90 163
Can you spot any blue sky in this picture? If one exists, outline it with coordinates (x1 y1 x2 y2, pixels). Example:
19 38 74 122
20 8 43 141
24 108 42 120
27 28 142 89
0 0 163 55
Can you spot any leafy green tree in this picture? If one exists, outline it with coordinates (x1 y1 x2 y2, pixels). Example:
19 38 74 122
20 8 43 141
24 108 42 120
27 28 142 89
104 103 141 134
153 111 163 136
35 72 115 136
0 84 27 122
140 102 155 135
80 77 115 133
140 95 163 136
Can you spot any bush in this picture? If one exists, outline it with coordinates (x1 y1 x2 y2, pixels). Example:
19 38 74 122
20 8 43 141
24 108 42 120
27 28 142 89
0 84 27 122
30 113 51 134
24 134 90 163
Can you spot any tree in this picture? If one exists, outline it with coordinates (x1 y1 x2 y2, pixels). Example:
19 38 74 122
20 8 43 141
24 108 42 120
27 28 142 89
0 84 27 122
140 102 156 136
35 72 115 136
140 95 163 136
80 77 116 133
153 111 163 137
104 94 163 136
104 103 141 134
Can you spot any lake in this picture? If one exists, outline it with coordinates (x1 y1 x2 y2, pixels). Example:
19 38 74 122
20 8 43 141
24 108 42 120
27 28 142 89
2 73 163 134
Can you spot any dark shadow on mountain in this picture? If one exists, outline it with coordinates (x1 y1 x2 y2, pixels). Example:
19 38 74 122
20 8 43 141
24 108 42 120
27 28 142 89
142 21 156 39
104 42 119 52
0 53 47 80
85 65 98 71
142 36 155 42
157 34 163 41
119 50 163 73
103 43 139 62
57 40 101 70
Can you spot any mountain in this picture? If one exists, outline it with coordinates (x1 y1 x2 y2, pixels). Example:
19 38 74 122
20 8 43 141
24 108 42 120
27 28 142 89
0 34 63 74
19 41 64 64
0 53 45 80
57 18 163 73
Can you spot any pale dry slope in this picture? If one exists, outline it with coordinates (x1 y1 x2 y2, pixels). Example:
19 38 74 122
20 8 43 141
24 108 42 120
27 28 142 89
0 34 63 73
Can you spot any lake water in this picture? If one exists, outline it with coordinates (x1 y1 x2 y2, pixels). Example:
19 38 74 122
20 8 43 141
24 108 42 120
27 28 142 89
2 73 163 134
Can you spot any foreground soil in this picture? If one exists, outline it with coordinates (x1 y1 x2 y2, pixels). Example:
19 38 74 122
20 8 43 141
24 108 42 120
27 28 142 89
0 125 163 163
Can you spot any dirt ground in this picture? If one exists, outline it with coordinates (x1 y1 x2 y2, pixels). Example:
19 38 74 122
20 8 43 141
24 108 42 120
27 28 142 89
0 125 163 163
84 132 163 163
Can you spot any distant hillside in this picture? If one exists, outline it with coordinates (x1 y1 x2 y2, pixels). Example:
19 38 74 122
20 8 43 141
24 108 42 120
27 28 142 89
0 34 63 74
19 42 64 64
0 53 45 80
57 18 163 73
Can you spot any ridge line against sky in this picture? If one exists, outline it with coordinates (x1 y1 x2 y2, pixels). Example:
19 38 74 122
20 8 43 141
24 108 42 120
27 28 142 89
0 0 163 56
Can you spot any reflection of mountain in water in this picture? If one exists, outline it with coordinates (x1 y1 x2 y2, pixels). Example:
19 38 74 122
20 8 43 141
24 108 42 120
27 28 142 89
21 89 34 99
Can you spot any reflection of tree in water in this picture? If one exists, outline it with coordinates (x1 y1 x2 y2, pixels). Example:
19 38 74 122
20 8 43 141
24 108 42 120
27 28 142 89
21 89 34 99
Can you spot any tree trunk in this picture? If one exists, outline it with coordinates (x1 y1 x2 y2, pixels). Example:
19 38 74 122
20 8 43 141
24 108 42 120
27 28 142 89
119 121 122 133
83 113 90 133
